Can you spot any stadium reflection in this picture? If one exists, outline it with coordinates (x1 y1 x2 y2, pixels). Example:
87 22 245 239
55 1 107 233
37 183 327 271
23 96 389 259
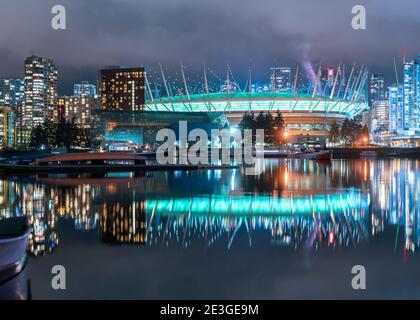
0 159 419 255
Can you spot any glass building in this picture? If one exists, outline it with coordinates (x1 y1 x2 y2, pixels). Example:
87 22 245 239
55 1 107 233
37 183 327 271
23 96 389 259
369 73 385 107
416 54 420 129
24 55 58 127
403 60 416 130
74 81 96 97
0 79 24 107
92 110 228 148
388 84 404 133
372 100 389 133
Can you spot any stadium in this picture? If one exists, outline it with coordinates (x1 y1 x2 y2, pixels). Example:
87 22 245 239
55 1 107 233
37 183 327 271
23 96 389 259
145 91 367 137
95 64 369 147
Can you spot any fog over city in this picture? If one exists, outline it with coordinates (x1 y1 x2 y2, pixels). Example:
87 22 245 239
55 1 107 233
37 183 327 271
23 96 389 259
0 0 419 93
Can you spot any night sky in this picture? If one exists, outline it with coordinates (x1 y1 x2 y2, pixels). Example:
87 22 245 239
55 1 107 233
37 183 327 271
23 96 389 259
0 0 419 95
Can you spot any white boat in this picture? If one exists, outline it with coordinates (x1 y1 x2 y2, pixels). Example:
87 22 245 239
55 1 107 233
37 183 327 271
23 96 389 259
0 217 30 274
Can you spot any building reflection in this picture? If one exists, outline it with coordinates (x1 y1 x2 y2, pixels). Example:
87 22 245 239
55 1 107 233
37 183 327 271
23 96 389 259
101 201 146 244
0 159 418 255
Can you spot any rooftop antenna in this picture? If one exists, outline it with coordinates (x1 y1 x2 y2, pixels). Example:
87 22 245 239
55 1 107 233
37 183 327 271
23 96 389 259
343 63 355 100
330 61 341 99
292 64 299 97
393 57 399 86
159 63 170 98
145 69 154 102
270 67 276 93
225 64 231 95
248 64 252 93
180 63 190 100
350 65 364 101
203 65 209 94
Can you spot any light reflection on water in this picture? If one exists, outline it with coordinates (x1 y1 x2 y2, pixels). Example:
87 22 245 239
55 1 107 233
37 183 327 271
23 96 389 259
0 158 419 256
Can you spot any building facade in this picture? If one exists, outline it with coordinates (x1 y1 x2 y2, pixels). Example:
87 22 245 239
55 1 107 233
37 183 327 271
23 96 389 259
74 81 96 97
369 73 385 107
388 84 404 133
0 106 14 148
0 79 24 107
403 60 417 131
24 55 58 127
57 95 97 129
270 67 292 92
100 66 145 111
372 100 389 133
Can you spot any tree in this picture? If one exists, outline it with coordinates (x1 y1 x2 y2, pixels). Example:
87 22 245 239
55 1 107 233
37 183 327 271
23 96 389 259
55 118 79 149
77 128 91 149
328 121 341 145
239 112 256 131
274 111 286 145
256 112 276 144
340 118 365 146
361 125 370 145
30 124 49 149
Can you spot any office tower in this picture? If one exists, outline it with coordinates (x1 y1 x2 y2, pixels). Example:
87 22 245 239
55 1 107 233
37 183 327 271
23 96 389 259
369 73 385 106
416 54 420 129
388 84 404 133
57 95 94 129
0 106 14 148
372 100 389 133
24 55 58 127
0 79 24 107
99 66 145 111
403 60 416 130
74 81 96 97
270 67 292 92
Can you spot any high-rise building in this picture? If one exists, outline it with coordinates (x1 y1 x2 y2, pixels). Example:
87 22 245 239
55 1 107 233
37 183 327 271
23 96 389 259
369 73 385 107
388 84 404 133
0 79 24 107
403 60 416 131
270 67 292 92
24 55 58 127
372 100 389 133
57 95 95 129
100 66 145 111
0 106 14 148
74 81 96 97
416 54 420 129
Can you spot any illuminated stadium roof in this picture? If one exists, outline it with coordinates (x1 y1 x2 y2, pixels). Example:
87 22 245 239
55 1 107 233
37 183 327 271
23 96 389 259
145 190 368 216
145 92 367 118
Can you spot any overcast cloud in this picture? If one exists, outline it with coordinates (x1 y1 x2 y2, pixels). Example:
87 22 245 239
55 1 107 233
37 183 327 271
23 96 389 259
0 0 419 94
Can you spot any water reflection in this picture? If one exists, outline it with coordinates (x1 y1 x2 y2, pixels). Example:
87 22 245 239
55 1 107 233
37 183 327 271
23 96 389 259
0 159 419 256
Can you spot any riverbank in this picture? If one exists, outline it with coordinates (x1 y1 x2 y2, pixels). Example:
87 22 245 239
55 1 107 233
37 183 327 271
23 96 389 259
330 147 420 159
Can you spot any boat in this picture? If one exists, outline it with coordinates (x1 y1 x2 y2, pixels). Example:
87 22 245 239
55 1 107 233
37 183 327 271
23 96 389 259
0 216 31 300
0 217 31 274
293 150 332 161
0 152 239 173
262 148 291 158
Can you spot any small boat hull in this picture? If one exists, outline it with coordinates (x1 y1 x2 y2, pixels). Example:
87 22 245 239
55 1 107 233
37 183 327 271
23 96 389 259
0 217 30 273
293 150 332 161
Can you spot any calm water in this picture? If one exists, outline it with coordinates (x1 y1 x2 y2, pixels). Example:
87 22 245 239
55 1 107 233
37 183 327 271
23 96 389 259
1 158 420 299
